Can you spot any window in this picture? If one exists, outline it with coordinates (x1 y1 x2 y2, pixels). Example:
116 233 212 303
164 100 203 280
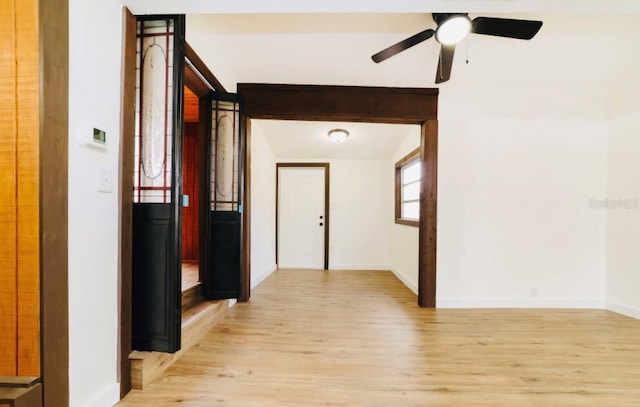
395 147 421 227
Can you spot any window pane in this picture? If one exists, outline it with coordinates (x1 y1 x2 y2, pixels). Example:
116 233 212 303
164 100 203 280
402 182 420 201
402 202 419 220
402 161 420 184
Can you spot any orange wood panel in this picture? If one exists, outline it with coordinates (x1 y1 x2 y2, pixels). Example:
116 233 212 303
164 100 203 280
15 0 40 377
184 87 199 123
181 123 200 261
0 0 18 377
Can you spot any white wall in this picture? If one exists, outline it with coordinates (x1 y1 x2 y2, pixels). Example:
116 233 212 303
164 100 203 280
437 88 608 308
68 1 123 406
389 128 421 294
606 74 640 319
328 159 391 270
250 123 277 288
275 158 392 270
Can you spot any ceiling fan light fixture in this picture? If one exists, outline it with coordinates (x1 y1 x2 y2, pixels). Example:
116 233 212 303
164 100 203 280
435 15 471 45
328 128 349 143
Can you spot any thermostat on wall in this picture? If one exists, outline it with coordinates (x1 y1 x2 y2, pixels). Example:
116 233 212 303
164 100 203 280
93 128 106 145
78 124 107 150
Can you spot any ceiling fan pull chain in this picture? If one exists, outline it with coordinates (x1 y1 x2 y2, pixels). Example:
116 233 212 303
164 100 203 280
466 40 469 64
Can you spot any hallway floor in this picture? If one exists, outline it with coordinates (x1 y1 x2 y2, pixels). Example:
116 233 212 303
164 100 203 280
181 262 199 291
118 269 640 406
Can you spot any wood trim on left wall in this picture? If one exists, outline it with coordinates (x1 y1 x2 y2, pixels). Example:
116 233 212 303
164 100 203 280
118 7 137 398
40 0 70 404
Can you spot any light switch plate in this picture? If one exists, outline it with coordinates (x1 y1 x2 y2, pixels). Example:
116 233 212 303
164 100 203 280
98 167 113 193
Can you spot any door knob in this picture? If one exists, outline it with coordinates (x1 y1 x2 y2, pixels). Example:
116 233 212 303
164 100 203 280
319 222 324 226
319 215 323 219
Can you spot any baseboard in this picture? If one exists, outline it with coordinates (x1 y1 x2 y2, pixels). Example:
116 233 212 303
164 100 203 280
437 297 605 309
81 382 120 407
606 300 640 320
252 264 277 289
328 264 392 271
390 269 418 295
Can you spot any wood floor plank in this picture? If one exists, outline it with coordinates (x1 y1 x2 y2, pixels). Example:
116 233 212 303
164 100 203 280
118 270 640 406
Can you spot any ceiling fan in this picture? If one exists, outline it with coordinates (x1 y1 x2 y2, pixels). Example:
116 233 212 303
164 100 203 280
371 13 543 84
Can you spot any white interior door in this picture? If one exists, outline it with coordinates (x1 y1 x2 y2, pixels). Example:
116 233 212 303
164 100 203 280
278 167 326 269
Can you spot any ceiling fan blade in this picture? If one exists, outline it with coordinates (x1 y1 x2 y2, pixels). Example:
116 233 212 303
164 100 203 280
435 44 455 84
472 17 542 40
372 28 435 63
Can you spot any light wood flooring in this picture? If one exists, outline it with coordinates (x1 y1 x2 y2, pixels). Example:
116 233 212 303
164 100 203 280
181 262 199 291
118 269 640 406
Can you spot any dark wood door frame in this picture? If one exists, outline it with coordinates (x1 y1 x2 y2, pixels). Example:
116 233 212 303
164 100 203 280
276 163 330 270
184 43 227 286
237 83 438 307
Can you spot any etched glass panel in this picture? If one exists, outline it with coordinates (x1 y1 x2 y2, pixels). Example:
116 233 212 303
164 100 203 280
133 19 175 203
210 99 240 211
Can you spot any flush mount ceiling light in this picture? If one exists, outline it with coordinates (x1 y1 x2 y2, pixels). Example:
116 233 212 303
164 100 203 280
434 14 472 45
328 128 349 143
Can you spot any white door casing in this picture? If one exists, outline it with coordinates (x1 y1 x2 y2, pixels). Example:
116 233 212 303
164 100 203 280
278 167 326 269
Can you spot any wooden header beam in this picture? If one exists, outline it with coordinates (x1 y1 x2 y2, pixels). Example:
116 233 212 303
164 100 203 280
237 83 438 124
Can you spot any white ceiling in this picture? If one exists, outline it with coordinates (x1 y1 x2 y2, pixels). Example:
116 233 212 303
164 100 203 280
120 1 640 159
253 120 418 160
122 0 640 15
183 12 640 92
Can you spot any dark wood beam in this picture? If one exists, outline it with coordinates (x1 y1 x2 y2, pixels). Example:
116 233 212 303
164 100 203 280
185 42 226 93
184 65 210 98
239 118 251 302
238 83 438 124
418 120 438 307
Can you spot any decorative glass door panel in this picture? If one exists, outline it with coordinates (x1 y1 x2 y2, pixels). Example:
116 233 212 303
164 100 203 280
211 99 240 211
131 15 184 353
204 93 243 300
134 19 176 203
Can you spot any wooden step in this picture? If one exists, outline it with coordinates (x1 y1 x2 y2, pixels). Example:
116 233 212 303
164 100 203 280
130 299 231 390
0 377 41 407
181 282 204 312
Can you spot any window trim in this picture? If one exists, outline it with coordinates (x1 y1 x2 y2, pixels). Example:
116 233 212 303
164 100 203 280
395 147 421 227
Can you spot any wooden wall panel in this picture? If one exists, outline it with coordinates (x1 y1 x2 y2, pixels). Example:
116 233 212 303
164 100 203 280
0 0 18 377
182 123 200 261
184 86 199 123
15 0 41 377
